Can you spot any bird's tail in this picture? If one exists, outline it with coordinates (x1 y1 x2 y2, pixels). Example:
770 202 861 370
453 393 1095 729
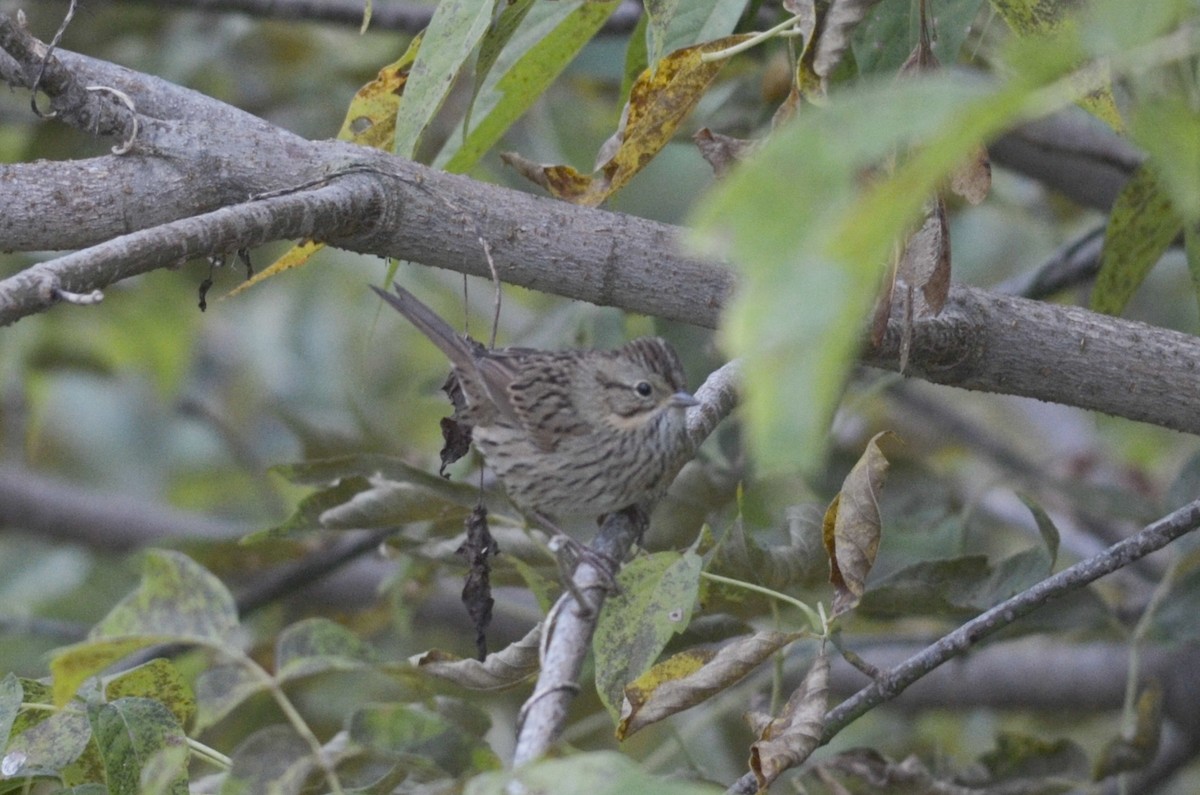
371 284 476 372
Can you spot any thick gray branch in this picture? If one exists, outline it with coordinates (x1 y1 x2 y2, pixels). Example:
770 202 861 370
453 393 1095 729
864 285 1200 437
1 26 1196 443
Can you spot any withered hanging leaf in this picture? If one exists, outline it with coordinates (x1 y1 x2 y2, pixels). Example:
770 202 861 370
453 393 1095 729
412 624 541 690
617 631 801 739
824 432 894 616
951 144 992 204
458 506 499 661
439 371 474 474
898 197 951 318
749 645 829 789
503 35 751 206
693 128 759 178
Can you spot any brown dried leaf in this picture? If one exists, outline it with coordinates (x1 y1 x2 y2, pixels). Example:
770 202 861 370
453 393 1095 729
898 197 951 318
439 371 473 474
750 645 830 789
824 432 894 616
617 631 802 739
693 128 759 178
498 152 593 201
412 624 540 690
458 505 499 661
950 144 992 205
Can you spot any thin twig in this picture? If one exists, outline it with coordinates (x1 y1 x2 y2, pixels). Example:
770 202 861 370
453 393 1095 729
821 497 1200 739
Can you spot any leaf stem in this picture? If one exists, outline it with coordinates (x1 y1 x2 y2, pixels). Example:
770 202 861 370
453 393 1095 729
700 571 824 632
701 15 805 62
239 653 346 795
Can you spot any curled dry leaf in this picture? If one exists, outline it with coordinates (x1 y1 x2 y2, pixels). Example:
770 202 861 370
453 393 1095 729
458 505 499 661
950 144 992 205
693 128 759 178
898 197 951 319
824 431 894 617
412 624 540 690
616 630 802 739
749 644 830 789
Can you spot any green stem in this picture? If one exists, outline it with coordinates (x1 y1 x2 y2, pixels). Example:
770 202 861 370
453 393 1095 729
700 571 824 632
239 654 346 795
700 14 805 62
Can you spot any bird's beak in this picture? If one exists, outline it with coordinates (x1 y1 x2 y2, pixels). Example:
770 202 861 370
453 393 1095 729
670 391 700 409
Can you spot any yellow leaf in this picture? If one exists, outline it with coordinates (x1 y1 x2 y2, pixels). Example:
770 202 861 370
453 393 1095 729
224 240 326 300
336 32 423 149
506 35 751 206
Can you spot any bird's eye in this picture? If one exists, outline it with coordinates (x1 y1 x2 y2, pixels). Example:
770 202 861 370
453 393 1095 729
634 380 653 397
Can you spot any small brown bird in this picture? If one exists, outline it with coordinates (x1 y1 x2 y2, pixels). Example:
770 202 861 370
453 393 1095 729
372 284 698 534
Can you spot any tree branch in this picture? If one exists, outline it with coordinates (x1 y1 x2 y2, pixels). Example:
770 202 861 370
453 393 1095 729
108 0 647 35
821 497 1200 739
864 284 1200 437
2 26 1197 444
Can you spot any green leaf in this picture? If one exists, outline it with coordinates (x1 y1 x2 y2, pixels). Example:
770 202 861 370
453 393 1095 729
137 746 191 795
93 550 239 642
90 698 188 795
440 0 622 172
473 0 537 106
104 659 196 730
645 0 683 64
980 731 1090 782
275 618 380 682
0 674 21 747
392 0 496 160
857 556 992 619
193 664 267 732
1132 99 1200 221
656 0 748 55
593 550 702 717
464 750 724 794
2 708 91 779
348 703 500 775
219 726 314 795
252 455 483 540
853 0 986 74
52 638 172 708
1186 221 1200 314
1090 165 1183 316
691 74 1015 473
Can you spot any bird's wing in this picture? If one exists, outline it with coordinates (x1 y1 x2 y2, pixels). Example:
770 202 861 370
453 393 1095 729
497 352 589 453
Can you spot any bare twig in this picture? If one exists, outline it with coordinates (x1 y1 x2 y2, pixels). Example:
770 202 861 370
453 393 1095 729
821 497 1200 738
